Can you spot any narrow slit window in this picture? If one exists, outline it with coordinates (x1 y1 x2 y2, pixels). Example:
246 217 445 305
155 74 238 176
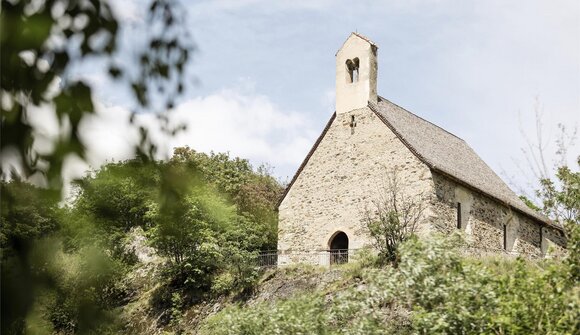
503 225 507 250
456 202 462 229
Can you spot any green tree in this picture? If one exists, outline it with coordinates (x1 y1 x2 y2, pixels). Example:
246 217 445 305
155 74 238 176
68 153 280 318
536 157 580 226
534 157 580 282
149 162 233 292
68 159 160 264
73 161 158 232
147 154 277 297
171 146 283 250
1 0 193 332
513 105 579 281
1 180 61 332
0 180 60 256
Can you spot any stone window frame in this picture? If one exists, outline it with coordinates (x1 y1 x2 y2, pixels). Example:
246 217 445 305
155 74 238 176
328 230 349 250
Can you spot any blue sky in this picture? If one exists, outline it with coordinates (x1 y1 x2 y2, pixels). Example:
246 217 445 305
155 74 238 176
66 0 579 197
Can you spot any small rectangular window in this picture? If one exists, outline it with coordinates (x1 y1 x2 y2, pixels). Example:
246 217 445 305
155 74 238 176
456 203 462 229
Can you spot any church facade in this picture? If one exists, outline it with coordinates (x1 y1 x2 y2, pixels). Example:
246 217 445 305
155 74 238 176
277 33 566 265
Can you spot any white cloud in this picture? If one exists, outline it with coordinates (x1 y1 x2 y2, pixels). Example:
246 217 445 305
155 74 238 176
188 0 335 13
3 80 314 196
49 0 579 199
67 86 315 181
79 104 140 165
109 0 144 23
164 88 315 175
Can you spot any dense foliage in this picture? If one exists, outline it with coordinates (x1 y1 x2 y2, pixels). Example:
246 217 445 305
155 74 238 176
171 146 282 251
1 0 191 188
1 149 283 333
536 157 580 226
203 235 580 335
1 180 126 334
73 148 282 299
1 0 194 333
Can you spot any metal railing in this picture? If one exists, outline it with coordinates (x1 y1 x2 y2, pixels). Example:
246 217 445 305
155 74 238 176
256 249 358 268
255 245 547 268
330 249 349 265
256 251 279 268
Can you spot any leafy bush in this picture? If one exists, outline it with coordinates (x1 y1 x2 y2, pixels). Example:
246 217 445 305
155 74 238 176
399 236 579 334
69 151 281 302
203 234 579 335
204 294 330 335
171 147 283 251
0 180 61 256
1 148 281 333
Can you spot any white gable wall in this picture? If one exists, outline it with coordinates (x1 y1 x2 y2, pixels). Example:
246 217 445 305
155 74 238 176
336 34 378 114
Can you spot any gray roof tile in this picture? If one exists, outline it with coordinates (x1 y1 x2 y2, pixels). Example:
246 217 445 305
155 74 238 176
370 97 562 230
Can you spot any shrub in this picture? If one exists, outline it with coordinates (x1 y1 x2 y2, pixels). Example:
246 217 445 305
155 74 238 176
203 235 579 335
362 169 424 265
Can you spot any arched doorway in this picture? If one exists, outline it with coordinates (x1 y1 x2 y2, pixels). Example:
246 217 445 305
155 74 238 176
329 231 349 265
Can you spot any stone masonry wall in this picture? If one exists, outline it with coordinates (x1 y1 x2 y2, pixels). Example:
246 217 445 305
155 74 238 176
278 107 434 265
430 172 567 257
278 108 566 265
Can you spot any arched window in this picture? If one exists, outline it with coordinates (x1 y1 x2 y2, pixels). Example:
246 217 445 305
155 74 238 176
329 231 349 264
345 58 360 83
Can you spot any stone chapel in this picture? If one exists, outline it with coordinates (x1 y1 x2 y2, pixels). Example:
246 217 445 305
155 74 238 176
277 33 566 266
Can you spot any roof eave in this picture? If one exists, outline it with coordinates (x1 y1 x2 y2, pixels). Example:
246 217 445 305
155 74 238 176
277 112 337 209
431 167 565 233
335 32 379 56
367 101 565 235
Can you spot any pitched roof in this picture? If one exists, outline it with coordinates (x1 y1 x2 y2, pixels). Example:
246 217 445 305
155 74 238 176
278 113 335 207
370 97 562 231
336 32 378 56
277 95 562 232
351 32 377 46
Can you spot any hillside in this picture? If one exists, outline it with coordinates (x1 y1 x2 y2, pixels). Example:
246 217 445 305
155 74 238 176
119 229 348 334
116 231 578 335
2 150 577 334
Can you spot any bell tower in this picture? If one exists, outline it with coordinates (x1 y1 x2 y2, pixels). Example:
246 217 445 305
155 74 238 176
335 33 378 114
